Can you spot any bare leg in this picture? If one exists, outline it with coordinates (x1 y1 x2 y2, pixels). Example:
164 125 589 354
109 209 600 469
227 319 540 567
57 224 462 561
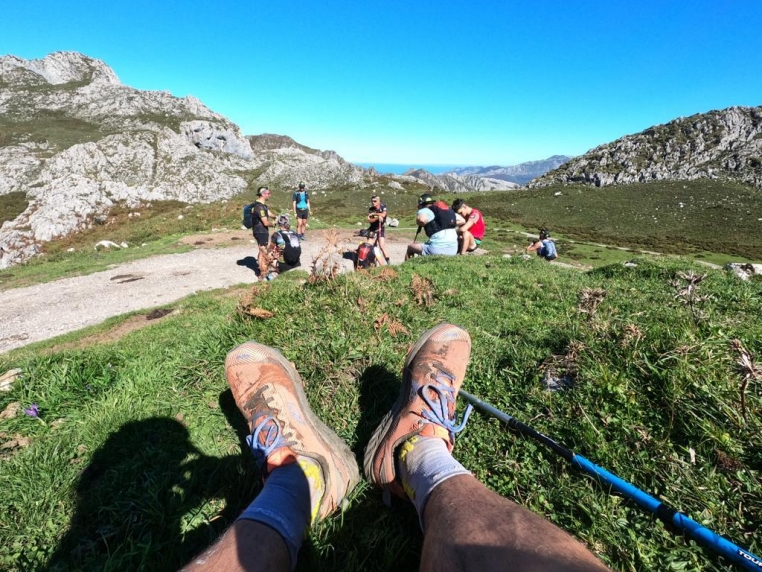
257 246 270 278
378 236 391 262
459 230 475 254
420 475 610 572
182 520 290 572
182 341 360 571
406 242 424 260
364 324 610 572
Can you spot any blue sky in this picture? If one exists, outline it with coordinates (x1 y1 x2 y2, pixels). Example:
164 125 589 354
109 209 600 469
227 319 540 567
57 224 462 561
2 1 761 167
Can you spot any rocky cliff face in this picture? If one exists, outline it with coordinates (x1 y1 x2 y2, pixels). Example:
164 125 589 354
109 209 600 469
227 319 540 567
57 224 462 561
529 107 762 190
246 134 366 189
0 52 367 268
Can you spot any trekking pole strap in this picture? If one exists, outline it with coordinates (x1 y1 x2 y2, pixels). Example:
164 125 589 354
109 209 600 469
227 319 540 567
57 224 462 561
459 390 762 571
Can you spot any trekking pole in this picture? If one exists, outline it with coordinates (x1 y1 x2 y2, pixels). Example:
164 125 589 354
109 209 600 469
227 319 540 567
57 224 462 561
458 390 762 571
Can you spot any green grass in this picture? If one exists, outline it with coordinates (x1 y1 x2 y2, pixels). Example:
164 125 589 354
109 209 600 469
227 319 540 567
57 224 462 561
3 178 761 292
453 179 762 262
1 256 760 571
0 191 29 226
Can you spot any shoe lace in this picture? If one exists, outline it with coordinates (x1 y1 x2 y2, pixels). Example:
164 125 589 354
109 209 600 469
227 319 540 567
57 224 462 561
246 414 295 468
420 371 473 440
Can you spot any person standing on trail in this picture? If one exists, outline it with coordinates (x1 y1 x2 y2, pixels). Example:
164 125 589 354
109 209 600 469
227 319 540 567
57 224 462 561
252 186 276 278
527 228 558 261
451 199 486 255
265 214 302 281
405 194 458 260
367 194 391 264
291 182 310 241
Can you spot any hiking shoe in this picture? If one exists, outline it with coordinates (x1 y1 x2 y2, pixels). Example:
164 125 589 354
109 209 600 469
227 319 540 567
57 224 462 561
363 323 473 501
226 342 361 522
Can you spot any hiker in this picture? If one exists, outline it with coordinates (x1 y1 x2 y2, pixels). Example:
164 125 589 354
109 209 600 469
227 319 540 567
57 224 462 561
251 186 276 278
265 214 302 281
405 194 458 260
451 198 486 255
182 323 610 572
291 181 310 241
367 194 391 264
527 228 558 261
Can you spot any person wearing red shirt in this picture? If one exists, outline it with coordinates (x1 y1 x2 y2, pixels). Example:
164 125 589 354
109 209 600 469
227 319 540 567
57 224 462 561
451 199 485 255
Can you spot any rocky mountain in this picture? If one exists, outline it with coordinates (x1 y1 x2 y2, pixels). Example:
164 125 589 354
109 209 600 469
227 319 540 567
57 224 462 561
397 169 521 192
529 106 762 190
444 155 573 186
0 52 367 268
245 133 365 189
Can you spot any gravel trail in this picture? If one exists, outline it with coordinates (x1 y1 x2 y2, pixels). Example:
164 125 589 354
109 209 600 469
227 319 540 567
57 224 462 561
0 232 409 354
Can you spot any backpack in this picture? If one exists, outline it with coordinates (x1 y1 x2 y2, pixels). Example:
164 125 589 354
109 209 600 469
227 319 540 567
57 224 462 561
278 230 301 265
242 203 255 229
422 201 457 238
355 242 376 269
542 239 557 261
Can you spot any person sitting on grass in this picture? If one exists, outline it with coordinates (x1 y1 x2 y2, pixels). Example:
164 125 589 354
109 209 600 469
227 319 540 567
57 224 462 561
451 198 486 255
182 323 610 572
265 214 302 281
405 194 458 260
527 227 558 261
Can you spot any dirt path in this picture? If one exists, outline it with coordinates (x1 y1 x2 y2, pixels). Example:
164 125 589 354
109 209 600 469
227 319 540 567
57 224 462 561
0 229 410 354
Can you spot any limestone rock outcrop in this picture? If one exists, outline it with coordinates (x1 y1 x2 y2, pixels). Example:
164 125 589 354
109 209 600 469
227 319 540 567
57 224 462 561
0 52 365 268
529 107 762 190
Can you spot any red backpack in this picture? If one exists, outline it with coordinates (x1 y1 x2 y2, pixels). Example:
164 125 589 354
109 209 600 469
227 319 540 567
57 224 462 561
355 242 376 269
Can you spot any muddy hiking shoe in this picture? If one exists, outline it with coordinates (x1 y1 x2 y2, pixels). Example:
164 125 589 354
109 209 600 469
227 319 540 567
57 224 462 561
363 323 473 502
226 341 361 523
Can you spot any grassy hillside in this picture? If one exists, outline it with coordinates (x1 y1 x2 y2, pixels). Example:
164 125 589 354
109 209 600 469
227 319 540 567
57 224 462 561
2 177 760 292
1 256 760 571
456 179 762 260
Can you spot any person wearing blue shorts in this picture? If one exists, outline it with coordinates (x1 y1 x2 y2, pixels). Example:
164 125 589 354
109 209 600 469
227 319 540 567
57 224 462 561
405 194 459 260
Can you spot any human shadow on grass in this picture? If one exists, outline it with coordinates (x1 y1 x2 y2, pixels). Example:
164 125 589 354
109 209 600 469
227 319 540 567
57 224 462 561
45 417 258 572
216 363 424 572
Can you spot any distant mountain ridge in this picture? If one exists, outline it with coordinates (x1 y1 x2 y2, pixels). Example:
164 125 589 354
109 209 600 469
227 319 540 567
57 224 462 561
444 155 573 186
529 107 762 190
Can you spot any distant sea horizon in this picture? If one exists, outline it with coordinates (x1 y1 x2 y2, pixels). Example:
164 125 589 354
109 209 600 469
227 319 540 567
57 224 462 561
354 162 466 175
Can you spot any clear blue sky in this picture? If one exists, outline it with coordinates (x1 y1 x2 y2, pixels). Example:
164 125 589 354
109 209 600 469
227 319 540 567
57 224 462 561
2 1 761 167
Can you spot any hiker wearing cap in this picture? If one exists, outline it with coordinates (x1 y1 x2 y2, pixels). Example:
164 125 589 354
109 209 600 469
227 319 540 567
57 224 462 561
252 187 276 278
291 182 310 241
405 194 458 260
367 195 391 264
451 199 486 255
527 228 558 261
265 214 302 281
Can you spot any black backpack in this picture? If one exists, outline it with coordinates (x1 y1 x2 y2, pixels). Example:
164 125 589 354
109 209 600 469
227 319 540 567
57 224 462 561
423 202 457 238
277 230 302 265
242 203 255 229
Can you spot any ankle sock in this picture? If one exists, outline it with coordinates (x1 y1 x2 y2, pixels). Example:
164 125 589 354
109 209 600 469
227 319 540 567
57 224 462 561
397 435 470 528
237 460 323 568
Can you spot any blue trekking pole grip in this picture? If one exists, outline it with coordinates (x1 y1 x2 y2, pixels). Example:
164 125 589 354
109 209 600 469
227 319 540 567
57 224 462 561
459 390 762 571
